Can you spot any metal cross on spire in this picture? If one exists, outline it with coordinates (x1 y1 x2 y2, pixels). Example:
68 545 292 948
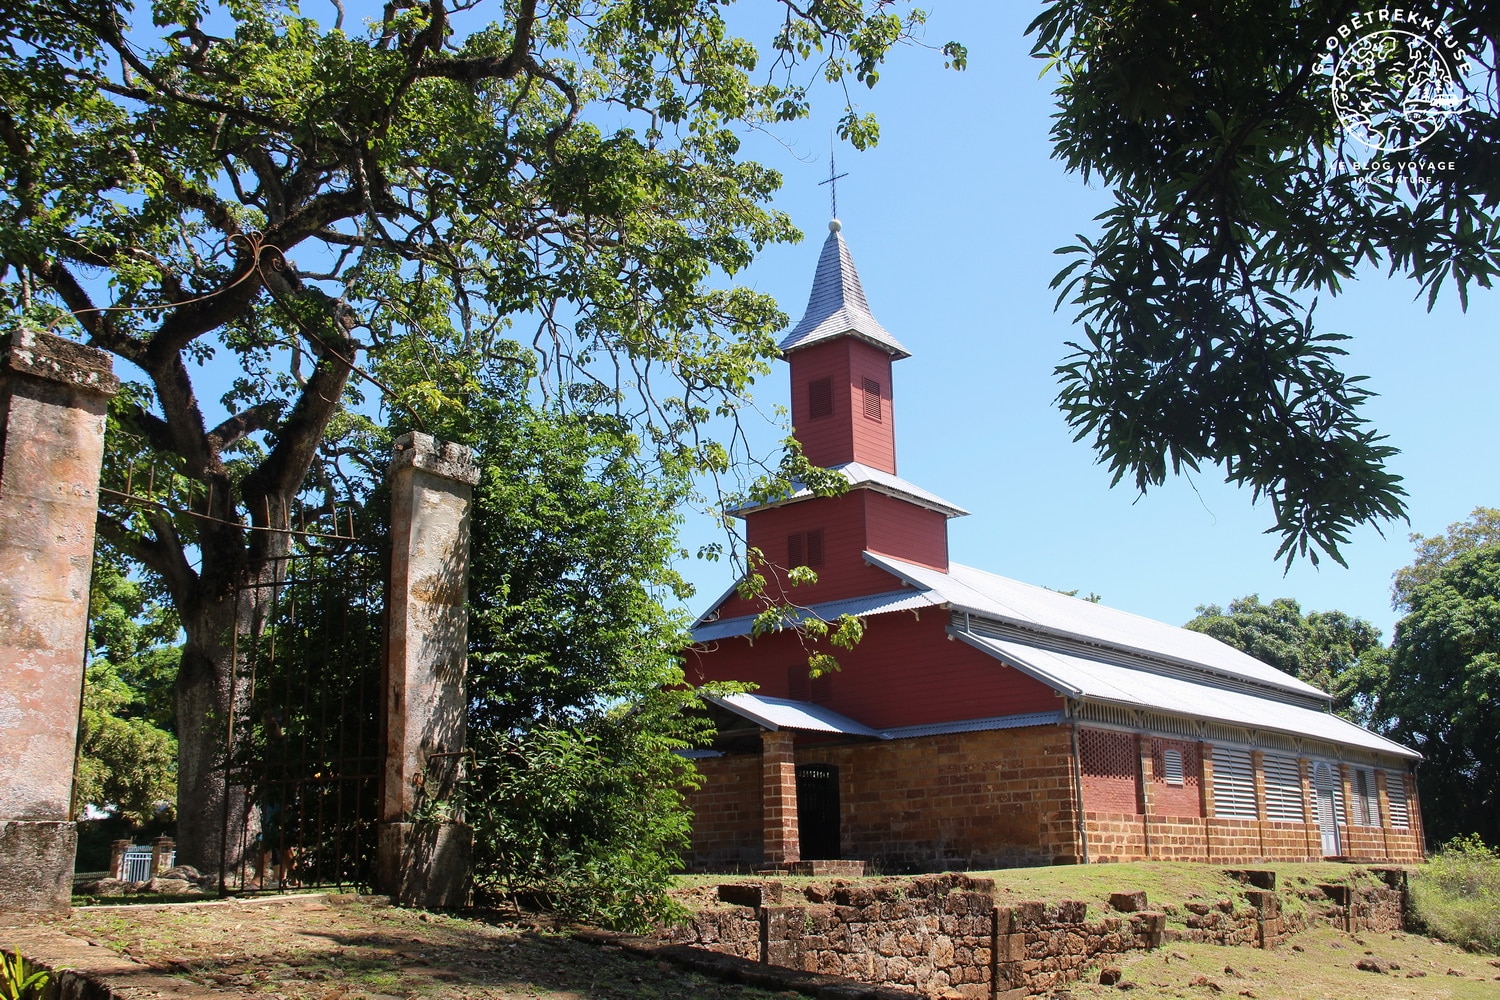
818 138 848 220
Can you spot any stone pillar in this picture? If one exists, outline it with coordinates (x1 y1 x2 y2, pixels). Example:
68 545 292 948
152 835 175 876
1338 763 1356 856
1199 744 1215 861
376 432 479 908
761 730 800 866
1406 772 1425 852
1137 736 1155 860
109 840 131 881
1374 770 1393 859
1251 750 1268 859
0 329 119 915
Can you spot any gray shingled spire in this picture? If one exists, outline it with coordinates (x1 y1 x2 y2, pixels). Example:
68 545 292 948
778 221 910 358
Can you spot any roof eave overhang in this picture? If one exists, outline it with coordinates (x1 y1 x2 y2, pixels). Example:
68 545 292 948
779 327 912 361
734 479 967 519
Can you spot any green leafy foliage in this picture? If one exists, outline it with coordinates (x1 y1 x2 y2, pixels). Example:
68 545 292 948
1392 506 1500 611
1375 537 1500 846
77 558 179 826
1184 595 1386 724
0 950 49 1000
1030 2 1499 566
1409 835 1500 953
411 365 721 930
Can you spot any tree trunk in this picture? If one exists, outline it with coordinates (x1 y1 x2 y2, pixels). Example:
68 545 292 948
174 565 279 879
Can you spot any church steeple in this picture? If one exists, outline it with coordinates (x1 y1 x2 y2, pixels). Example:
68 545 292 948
782 221 905 474
779 220 910 359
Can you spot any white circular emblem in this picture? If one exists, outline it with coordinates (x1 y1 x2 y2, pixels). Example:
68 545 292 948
1332 29 1466 153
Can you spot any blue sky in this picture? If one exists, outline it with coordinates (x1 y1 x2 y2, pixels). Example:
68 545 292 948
673 4 1500 640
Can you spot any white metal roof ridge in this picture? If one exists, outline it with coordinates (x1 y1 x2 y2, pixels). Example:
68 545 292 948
690 588 942 642
707 693 883 737
864 551 1329 702
958 630 1419 759
779 226 911 358
729 462 968 518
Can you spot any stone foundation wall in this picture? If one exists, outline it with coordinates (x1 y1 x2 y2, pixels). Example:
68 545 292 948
665 871 1410 999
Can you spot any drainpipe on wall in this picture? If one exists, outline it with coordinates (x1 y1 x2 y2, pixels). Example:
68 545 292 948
1069 704 1090 865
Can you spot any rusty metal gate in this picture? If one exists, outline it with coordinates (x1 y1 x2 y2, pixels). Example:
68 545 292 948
222 544 384 892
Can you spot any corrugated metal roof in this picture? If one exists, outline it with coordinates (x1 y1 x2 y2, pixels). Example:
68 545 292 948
730 462 968 518
957 631 1419 759
881 711 1065 740
691 588 941 642
865 552 1329 702
708 693 883 737
778 224 910 358
708 695 1064 742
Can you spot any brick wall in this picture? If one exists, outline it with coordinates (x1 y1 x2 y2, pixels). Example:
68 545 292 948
1079 729 1139 815
686 753 763 871
684 725 1079 872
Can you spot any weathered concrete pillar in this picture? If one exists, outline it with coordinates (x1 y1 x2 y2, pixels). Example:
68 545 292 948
376 432 479 908
0 329 118 915
761 730 800 866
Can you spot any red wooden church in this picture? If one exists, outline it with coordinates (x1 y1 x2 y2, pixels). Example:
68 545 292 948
681 220 1424 873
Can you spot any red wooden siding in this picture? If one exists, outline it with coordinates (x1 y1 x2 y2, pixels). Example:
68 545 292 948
684 612 1062 730
789 339 896 473
864 491 948 571
715 494 901 619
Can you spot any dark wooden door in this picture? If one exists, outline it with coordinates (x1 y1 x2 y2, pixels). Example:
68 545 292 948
796 764 840 860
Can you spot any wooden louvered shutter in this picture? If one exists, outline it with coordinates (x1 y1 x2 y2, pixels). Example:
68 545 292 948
787 533 803 568
862 377 882 420
809 377 833 418
806 529 824 566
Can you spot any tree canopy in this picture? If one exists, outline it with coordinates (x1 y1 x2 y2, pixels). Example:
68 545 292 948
1355 508 1500 846
0 0 958 869
1030 1 1498 566
1184 594 1384 723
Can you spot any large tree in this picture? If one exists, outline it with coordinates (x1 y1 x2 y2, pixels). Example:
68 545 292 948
1185 594 1385 724
0 0 957 870
1378 539 1500 846
1030 1 1499 566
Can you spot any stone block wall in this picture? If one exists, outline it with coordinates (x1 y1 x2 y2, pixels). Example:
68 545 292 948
666 872 1409 999
687 753 763 871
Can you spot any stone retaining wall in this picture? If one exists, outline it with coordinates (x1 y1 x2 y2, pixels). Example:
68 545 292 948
664 870 1408 998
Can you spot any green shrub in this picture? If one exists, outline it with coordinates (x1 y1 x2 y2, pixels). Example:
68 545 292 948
1410 835 1500 953
1 949 50 1000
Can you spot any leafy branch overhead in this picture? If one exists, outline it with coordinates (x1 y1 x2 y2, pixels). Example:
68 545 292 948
1030 1 1499 566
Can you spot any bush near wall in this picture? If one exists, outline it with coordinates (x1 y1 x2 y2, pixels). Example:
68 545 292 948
1409 836 1500 953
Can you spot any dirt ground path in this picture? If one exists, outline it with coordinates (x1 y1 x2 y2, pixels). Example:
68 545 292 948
12 895 784 1000
8 891 1499 1000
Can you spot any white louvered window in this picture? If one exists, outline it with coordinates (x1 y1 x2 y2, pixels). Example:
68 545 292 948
1161 748 1184 786
1212 747 1257 819
1385 770 1410 829
1263 755 1305 822
1352 766 1382 827
1314 761 1347 825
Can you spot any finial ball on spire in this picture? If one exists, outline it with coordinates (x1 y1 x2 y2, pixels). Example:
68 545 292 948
829 218 842 233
